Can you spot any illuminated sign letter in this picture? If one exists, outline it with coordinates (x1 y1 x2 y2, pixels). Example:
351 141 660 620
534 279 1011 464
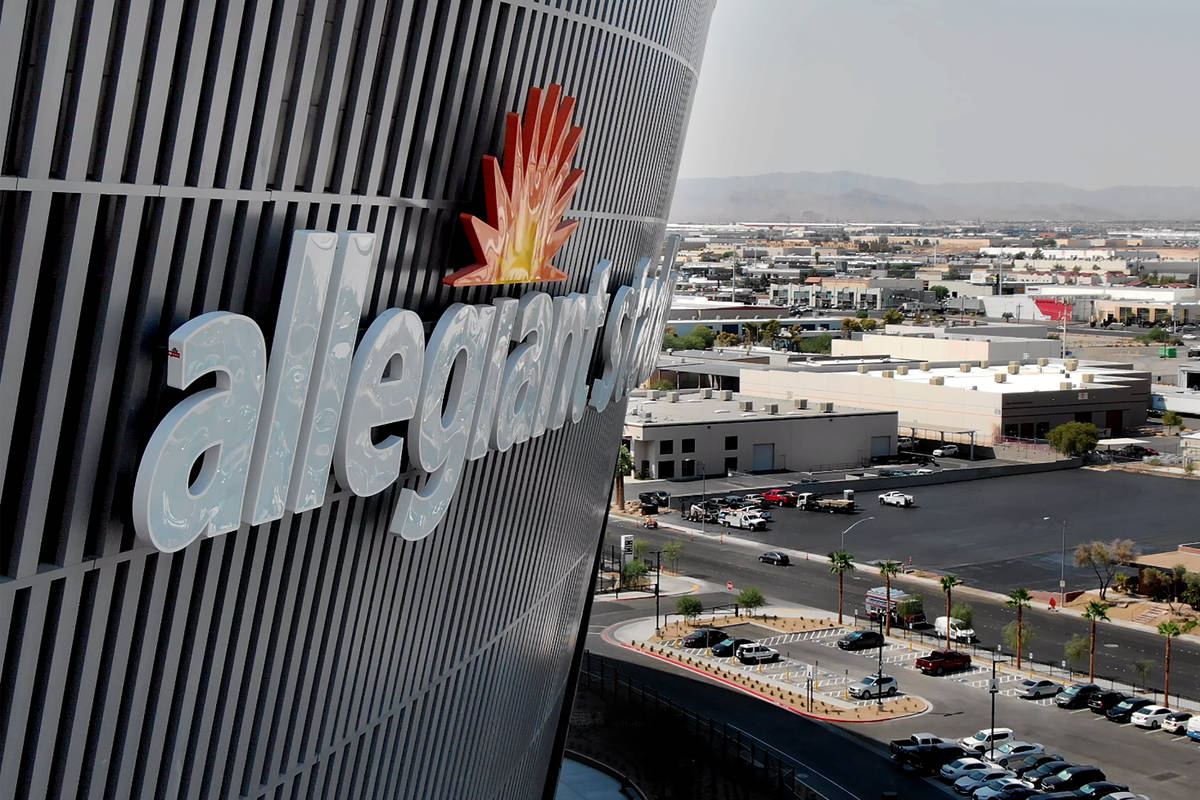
492 292 552 451
390 304 489 540
468 298 518 460
242 231 336 524
334 308 424 497
132 312 266 552
534 292 588 435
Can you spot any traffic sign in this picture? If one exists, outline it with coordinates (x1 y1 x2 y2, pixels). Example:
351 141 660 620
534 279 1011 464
727 581 734 591
988 678 1000 694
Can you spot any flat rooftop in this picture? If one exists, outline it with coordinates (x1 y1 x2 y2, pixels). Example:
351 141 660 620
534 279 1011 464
624 391 891 427
843 361 1146 394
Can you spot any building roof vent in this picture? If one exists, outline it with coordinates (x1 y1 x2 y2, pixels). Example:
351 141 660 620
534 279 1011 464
1007 363 1019 375
1081 373 1094 383
667 391 679 403
994 372 1007 383
882 370 894 378
739 400 754 411
857 364 869 374
1059 381 1073 390
762 403 780 415
819 401 834 413
795 398 808 409
1066 358 1079 370
717 390 732 400
929 376 945 385
920 362 931 371
646 390 660 400
960 363 972 373
1037 357 1049 367
700 388 713 399
979 360 989 369
897 365 909 375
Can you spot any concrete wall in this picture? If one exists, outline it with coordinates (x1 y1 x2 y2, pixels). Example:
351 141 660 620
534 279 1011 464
625 411 898 478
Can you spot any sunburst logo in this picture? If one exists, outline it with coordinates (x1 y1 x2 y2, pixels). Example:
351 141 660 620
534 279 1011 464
444 85 584 286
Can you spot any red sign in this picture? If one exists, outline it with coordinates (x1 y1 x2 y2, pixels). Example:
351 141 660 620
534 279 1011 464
727 581 734 591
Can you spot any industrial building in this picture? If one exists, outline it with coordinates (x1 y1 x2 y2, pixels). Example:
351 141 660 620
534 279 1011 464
832 330 1060 362
623 389 899 478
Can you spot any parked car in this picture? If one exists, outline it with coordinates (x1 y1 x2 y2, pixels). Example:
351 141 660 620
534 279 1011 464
848 674 898 699
988 786 1038 800
736 643 780 664
758 551 790 566
760 489 799 506
1075 783 1131 798
1131 704 1173 729
1160 710 1192 733
1010 754 1063 777
894 742 968 774
988 741 1044 766
917 649 973 675
1024 760 1073 787
838 630 884 651
1187 714 1200 741
1087 690 1128 715
957 728 1014 755
1039 765 1106 792
1055 682 1101 709
1106 697 1154 723
711 637 752 657
638 490 670 507
954 767 1011 795
1018 679 1062 699
1105 793 1151 800
972 777 1030 800
933 444 959 457
940 757 989 783
681 628 727 648
878 490 915 507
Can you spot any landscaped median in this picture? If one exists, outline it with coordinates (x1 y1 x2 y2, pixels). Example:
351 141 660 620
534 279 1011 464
613 612 931 723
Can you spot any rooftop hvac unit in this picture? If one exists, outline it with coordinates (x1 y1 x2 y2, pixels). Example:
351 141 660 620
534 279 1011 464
882 370 894 378
920 362 931 371
994 373 1007 383
1037 357 1049 367
700 388 712 399
959 363 971 373
1007 364 1019 375
666 391 679 403
762 403 780 415
718 390 732 400
979 360 989 369
647 390 660 400
857 364 869 374
795 398 808 409
929 376 945 385
819 401 834 413
1081 373 1094 383
1065 359 1079 370
1060 382 1073 390
897 365 909 375
739 400 754 411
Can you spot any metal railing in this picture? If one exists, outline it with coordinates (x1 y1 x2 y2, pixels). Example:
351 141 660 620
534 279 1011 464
577 651 830 800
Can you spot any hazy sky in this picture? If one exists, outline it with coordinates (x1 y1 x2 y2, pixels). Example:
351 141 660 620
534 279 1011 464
678 0 1200 188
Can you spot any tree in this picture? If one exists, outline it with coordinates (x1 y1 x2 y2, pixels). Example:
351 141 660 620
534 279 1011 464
883 309 904 325
663 540 684 573
829 551 856 624
931 285 950 300
860 318 878 331
613 444 633 510
1006 588 1032 669
1162 410 1184 436
855 309 869 319
675 595 703 624
1183 572 1200 610
1082 601 1109 681
761 319 782 346
741 322 761 346
951 603 973 629
1001 312 1014 322
940 575 962 650
1047 421 1100 456
1002 619 1036 657
1157 620 1198 702
646 378 676 391
1133 659 1154 691
1139 568 1171 601
622 559 649 588
716 331 740 348
1065 634 1089 673
737 587 766 618
634 539 651 562
797 333 832 354
878 560 901 636
1074 539 1136 600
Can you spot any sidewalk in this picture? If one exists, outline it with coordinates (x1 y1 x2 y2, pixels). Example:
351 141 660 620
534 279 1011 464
592 572 700 603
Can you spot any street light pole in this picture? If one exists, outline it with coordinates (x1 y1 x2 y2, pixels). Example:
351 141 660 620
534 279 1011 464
989 647 999 762
840 515 876 553
877 614 885 708
1045 516 1067 608
655 550 662 635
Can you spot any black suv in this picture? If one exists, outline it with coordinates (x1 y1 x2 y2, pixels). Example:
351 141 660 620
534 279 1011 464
1106 696 1153 723
1087 690 1127 714
681 628 727 649
837 630 884 651
638 491 670 507
1040 765 1106 792
1055 682 1101 709
711 637 752 658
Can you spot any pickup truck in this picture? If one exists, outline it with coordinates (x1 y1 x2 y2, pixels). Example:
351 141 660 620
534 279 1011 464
888 732 945 757
721 509 768 531
796 493 856 514
916 649 972 675
760 489 799 507
893 742 966 774
878 491 914 508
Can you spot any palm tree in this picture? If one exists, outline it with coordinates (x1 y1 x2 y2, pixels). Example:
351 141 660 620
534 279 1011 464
1006 588 1032 669
1082 601 1109 682
939 575 962 650
613 444 633 510
879 560 901 636
829 551 856 625
1157 620 1198 703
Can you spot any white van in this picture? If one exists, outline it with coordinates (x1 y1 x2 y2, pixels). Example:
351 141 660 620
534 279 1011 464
1186 715 1200 742
934 616 975 643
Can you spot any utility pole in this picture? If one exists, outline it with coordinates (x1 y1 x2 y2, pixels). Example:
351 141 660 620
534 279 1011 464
989 648 1000 762
876 614 885 708
655 550 662 635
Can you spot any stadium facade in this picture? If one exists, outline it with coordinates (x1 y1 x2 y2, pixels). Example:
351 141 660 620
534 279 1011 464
0 2 713 799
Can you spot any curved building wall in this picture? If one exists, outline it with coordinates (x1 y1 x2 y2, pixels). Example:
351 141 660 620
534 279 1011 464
0 2 713 799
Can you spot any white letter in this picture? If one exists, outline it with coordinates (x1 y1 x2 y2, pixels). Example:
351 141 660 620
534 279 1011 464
132 312 266 552
390 304 489 540
242 231 336 524
534 292 588 435
590 284 633 412
334 309 424 496
492 292 552 451
468 298 517 460
573 260 611 423
288 232 374 512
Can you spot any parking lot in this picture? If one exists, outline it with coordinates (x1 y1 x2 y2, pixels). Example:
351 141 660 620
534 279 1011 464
702 469 1197 594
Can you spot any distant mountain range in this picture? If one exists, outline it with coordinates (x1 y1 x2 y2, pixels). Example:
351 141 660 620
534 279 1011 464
669 171 1200 223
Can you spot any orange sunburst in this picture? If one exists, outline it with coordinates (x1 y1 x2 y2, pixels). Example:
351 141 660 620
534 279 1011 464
444 85 584 286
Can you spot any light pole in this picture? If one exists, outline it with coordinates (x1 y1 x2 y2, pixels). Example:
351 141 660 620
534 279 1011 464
1044 516 1067 608
989 645 1000 762
654 549 663 635
876 614 885 708
840 516 875 553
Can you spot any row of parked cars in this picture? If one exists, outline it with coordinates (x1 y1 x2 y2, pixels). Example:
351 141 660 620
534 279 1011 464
891 728 1147 799
1055 681 1197 736
679 627 781 665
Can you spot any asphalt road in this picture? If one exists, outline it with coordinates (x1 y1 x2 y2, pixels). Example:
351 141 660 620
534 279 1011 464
609 508 1200 703
684 469 1197 596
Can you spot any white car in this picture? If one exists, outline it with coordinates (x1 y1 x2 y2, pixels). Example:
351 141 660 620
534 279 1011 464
878 490 914 507
972 777 1030 800
953 767 1011 795
933 444 959 457
957 728 1014 754
1106 794 1150 800
1018 679 1062 699
847 674 899 699
1131 704 1173 729
736 643 779 664
987 741 1044 766
1160 710 1192 733
940 757 988 783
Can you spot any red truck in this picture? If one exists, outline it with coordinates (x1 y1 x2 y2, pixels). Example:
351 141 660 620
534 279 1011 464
760 489 799 507
915 649 972 676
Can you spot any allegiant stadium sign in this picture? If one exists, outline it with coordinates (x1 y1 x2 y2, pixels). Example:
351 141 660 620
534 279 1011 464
132 232 677 552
